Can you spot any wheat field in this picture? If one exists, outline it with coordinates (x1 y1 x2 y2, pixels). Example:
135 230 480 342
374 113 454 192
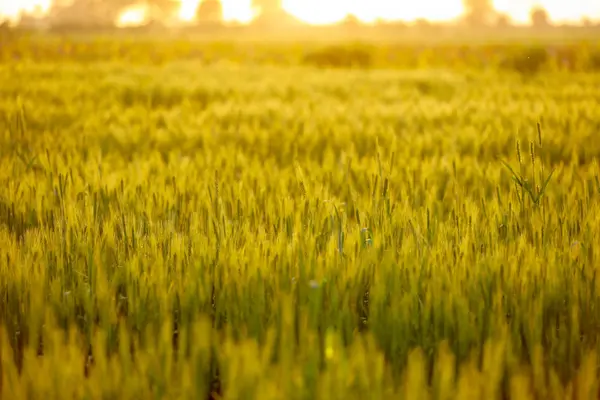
0 36 599 399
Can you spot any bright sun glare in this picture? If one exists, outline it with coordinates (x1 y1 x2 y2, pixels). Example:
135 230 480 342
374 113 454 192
177 0 256 23
282 0 466 24
178 0 200 22
0 0 51 21
115 5 148 28
1 0 600 25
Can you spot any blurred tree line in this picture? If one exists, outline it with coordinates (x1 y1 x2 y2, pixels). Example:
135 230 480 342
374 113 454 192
462 0 550 27
45 0 289 26
12 0 593 29
190 0 554 27
195 0 293 26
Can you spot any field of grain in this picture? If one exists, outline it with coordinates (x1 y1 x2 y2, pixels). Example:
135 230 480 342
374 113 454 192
0 36 599 399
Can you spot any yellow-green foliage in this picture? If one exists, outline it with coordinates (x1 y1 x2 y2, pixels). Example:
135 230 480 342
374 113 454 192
0 37 599 399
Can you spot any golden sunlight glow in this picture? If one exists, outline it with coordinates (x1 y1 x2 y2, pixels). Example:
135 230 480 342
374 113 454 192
178 0 600 25
115 4 148 28
492 0 600 24
1 0 600 25
177 0 256 23
221 0 256 23
281 0 466 24
178 0 200 22
0 0 51 22
211 0 600 25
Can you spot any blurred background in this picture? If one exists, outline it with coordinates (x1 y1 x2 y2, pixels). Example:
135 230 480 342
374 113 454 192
1 0 599 33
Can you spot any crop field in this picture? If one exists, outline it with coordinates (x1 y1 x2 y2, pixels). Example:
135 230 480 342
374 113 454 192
0 35 600 399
